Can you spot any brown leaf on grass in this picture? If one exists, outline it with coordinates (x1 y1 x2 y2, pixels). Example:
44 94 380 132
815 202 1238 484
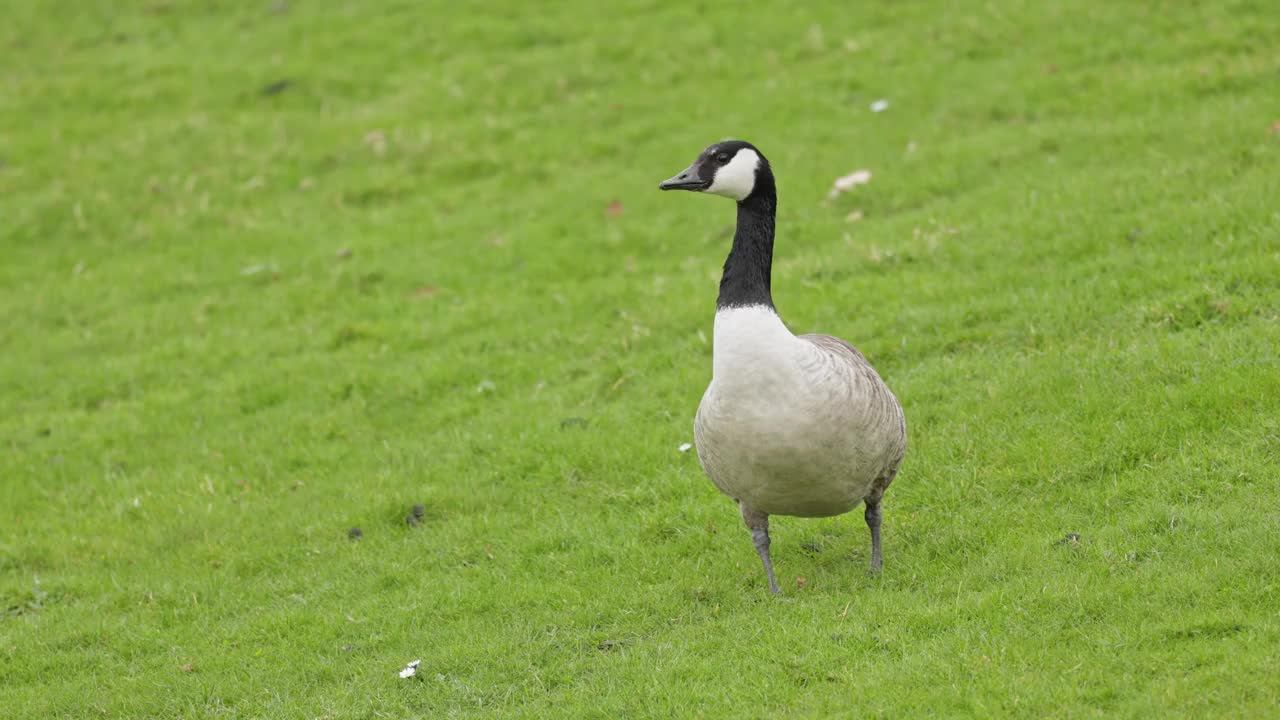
605 200 624 218
412 286 438 299
1269 120 1280 135
335 247 352 260
180 663 195 673
796 576 809 588
364 130 387 157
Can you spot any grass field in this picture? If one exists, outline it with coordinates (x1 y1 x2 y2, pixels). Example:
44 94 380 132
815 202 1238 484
3 1 1280 717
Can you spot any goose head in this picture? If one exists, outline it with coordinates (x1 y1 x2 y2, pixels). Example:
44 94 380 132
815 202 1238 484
659 140 774 204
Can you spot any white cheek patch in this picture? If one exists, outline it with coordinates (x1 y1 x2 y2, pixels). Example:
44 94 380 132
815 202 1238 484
708 149 760 201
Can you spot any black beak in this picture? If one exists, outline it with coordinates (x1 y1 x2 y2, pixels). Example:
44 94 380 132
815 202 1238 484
659 162 709 191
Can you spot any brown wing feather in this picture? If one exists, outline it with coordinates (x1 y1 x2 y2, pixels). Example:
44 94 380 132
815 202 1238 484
798 333 869 363
798 333 908 502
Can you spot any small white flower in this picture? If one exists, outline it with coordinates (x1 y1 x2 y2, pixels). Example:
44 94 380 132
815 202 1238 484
407 660 421 668
678 443 693 453
399 666 417 679
870 99 889 113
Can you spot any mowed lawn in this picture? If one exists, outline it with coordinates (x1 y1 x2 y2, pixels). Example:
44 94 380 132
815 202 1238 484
3 0 1279 716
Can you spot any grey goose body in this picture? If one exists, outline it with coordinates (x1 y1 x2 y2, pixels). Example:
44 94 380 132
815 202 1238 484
659 141 907 594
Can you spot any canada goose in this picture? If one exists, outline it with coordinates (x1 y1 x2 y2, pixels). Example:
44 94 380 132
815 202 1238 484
659 141 907 594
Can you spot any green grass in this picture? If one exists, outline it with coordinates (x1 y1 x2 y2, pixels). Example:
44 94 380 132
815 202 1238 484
3 0 1280 716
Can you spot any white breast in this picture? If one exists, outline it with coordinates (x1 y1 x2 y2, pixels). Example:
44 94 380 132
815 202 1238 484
694 305 899 517
710 305 808 391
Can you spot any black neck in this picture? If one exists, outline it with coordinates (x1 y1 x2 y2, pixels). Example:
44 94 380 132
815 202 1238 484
716 189 777 310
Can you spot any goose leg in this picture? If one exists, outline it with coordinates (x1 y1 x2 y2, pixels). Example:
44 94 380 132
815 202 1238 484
865 498 883 572
740 504 781 594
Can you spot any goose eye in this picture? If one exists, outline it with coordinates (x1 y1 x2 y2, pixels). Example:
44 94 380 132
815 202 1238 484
716 153 731 164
